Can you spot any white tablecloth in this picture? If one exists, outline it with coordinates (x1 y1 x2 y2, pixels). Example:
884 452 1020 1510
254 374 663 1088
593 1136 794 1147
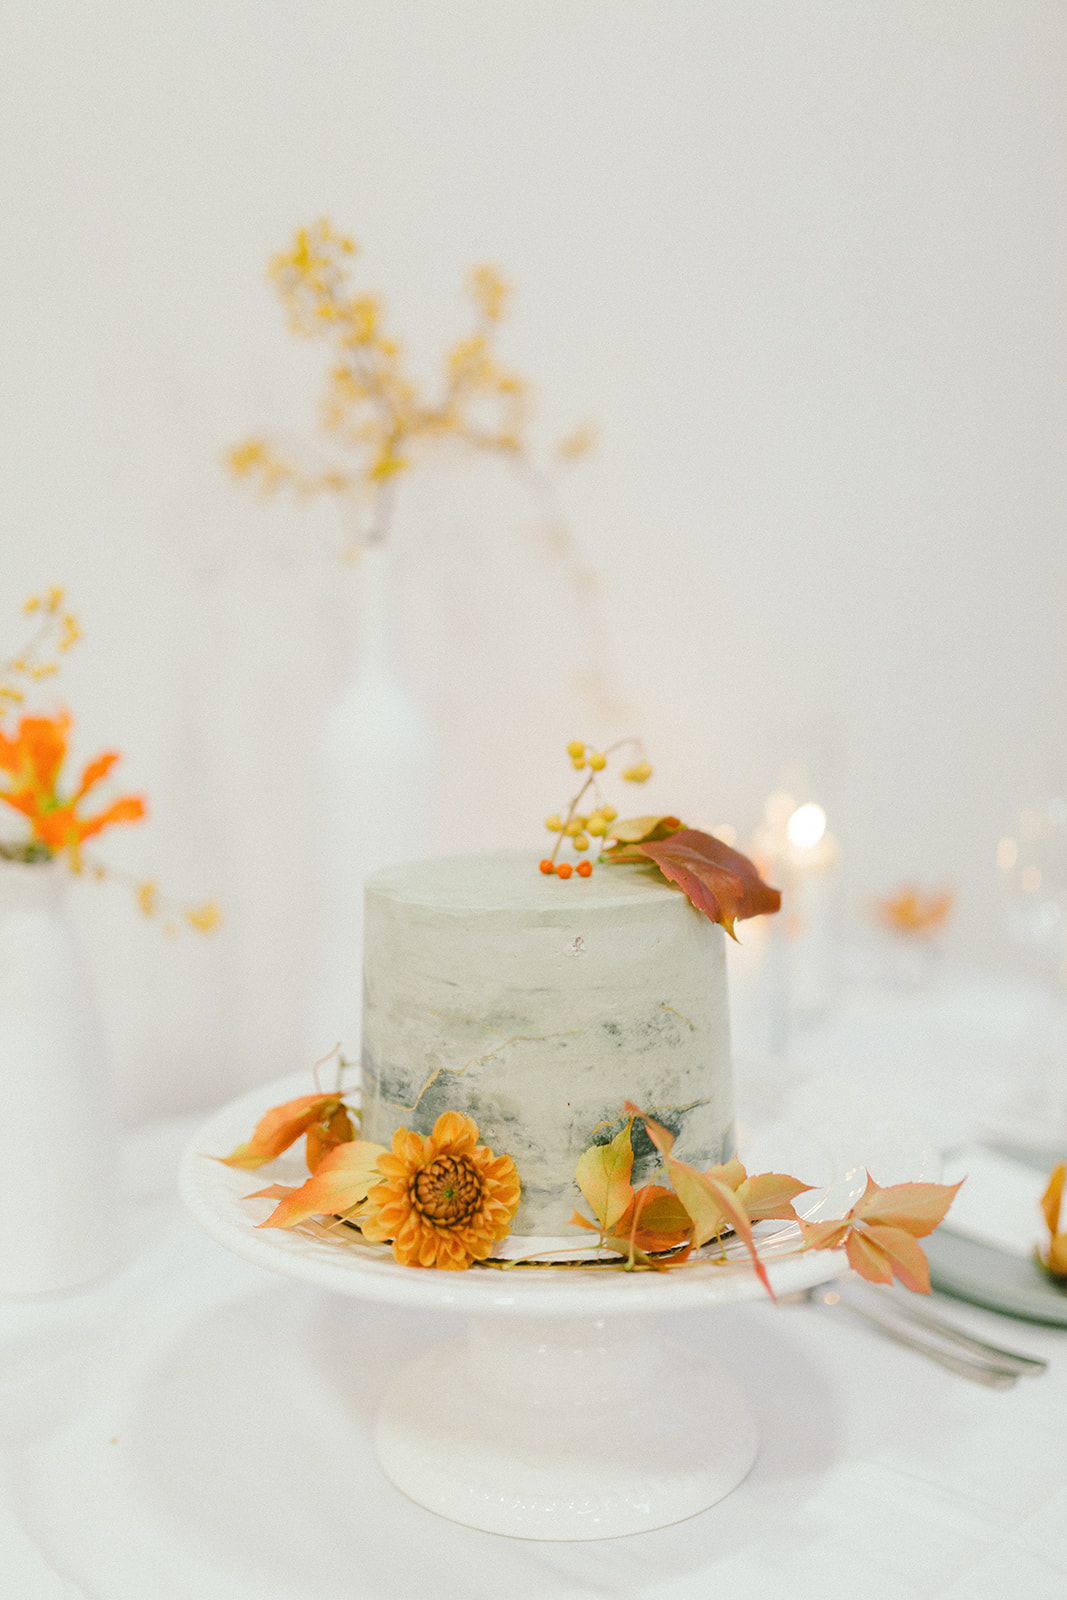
3 971 1066 1600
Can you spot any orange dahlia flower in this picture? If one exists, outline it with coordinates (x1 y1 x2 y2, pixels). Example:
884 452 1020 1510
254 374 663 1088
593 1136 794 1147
0 712 145 857
359 1110 521 1270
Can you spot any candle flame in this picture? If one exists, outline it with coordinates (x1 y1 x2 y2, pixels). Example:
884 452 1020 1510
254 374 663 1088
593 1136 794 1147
786 802 827 851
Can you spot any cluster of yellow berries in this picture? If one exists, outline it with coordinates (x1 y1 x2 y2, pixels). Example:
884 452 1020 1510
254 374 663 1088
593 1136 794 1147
539 739 653 880
543 801 618 852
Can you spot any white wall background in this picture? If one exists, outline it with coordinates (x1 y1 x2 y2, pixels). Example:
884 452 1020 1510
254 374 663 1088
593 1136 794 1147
1 1 1065 1121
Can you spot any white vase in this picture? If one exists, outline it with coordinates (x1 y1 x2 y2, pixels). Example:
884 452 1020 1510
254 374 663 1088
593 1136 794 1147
309 543 434 1064
0 859 125 1293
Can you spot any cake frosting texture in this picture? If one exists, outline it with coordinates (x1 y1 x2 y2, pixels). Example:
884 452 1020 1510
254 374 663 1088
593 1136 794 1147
360 851 735 1235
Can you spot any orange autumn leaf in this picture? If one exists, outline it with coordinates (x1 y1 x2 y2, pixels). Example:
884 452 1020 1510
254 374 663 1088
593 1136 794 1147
305 1102 357 1173
848 1223 933 1294
616 828 781 939
736 1171 814 1224
623 1100 676 1157
256 1138 388 1229
218 1092 347 1170
622 1100 774 1295
799 1174 963 1294
850 1175 963 1238
613 1184 693 1252
574 1119 635 1233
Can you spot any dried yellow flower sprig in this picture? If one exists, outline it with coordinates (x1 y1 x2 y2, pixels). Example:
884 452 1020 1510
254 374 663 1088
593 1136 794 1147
228 219 529 543
0 588 81 712
540 738 652 878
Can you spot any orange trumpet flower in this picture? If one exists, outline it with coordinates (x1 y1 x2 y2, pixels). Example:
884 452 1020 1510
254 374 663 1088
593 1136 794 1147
0 712 145 858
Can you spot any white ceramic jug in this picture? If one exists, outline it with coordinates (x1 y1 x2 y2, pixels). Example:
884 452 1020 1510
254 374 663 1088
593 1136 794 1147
0 859 125 1293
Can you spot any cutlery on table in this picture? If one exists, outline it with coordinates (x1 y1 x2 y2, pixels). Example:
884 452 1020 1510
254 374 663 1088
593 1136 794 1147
802 1275 1049 1388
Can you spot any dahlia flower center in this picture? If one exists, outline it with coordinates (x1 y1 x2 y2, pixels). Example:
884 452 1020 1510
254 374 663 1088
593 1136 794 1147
411 1154 483 1225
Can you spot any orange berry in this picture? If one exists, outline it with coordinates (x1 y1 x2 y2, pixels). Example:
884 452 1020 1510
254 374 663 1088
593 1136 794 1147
576 860 593 877
539 859 555 874
556 861 573 879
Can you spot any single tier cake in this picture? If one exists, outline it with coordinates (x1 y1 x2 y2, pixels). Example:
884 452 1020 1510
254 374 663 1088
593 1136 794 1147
360 850 735 1236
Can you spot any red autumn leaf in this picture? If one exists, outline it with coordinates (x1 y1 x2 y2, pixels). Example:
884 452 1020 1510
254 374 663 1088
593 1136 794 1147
218 1093 345 1170
256 1138 387 1229
628 829 781 938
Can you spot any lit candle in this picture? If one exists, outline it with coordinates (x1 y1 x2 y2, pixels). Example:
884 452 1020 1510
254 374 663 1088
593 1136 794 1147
782 800 838 1017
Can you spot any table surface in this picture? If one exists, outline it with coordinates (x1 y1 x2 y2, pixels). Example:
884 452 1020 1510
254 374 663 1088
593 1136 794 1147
3 968 1067 1600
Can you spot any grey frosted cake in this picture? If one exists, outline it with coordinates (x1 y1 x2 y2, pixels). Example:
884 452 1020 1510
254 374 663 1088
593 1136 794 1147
360 850 735 1237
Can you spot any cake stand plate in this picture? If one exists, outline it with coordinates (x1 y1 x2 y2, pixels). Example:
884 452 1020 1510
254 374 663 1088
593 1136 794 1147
181 1071 937 1540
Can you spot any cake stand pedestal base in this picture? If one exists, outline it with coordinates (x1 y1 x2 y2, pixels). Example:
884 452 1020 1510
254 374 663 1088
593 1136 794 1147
374 1311 758 1540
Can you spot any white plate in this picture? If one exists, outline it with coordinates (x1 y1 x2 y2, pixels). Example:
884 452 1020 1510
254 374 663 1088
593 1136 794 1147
180 1068 939 1318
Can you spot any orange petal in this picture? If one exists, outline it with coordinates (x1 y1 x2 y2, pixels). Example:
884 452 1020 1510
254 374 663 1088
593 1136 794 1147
73 794 146 842
73 750 120 801
1041 1164 1065 1238
429 1109 479 1155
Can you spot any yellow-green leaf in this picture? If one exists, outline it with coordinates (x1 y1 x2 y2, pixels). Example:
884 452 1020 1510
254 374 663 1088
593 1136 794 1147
605 815 684 845
574 1120 635 1232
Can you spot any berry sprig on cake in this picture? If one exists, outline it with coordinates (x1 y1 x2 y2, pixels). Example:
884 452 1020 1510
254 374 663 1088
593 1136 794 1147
540 738 781 938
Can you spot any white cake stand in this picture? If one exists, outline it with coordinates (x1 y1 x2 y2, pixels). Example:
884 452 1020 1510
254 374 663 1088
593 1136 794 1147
180 1070 937 1541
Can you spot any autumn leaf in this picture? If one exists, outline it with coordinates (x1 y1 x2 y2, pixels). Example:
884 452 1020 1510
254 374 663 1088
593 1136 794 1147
614 1184 693 1252
256 1139 388 1229
574 1120 635 1233
850 1175 962 1238
622 1100 675 1157
736 1171 814 1223
611 828 781 938
799 1174 963 1294
848 1224 933 1294
217 1092 347 1170
603 816 684 859
305 1102 357 1173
